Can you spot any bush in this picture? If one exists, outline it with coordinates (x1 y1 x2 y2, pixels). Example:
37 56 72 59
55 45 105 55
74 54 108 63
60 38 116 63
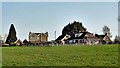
10 43 16 46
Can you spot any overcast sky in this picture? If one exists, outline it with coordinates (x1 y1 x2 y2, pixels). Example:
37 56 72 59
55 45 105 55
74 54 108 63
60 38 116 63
1 1 119 41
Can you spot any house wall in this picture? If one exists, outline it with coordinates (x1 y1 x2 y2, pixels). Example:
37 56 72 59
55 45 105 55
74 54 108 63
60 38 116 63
29 32 48 43
68 39 100 45
68 39 86 44
29 34 39 43
41 34 48 42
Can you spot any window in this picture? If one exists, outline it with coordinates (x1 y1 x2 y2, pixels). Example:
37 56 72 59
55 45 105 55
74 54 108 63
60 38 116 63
75 33 83 37
75 40 78 43
37 37 39 40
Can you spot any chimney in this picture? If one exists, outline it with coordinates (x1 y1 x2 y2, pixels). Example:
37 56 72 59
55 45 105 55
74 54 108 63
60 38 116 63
46 32 48 36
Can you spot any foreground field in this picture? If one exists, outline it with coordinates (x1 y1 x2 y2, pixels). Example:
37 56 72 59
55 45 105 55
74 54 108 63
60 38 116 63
2 44 118 66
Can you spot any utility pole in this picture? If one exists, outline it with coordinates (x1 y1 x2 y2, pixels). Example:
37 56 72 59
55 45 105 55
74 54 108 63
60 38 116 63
55 31 56 40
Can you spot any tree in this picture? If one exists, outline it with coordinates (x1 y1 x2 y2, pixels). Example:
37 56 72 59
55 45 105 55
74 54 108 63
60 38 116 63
62 21 86 35
3 33 8 42
114 35 120 44
0 35 2 40
118 16 120 22
102 26 112 37
5 24 17 45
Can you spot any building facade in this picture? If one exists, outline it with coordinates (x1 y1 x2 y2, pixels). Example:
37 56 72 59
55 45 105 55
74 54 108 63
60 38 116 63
29 32 48 43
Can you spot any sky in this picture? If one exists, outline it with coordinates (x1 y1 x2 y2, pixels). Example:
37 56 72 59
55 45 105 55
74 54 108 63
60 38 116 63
0 2 1 67
1 0 119 2
118 2 120 36
1 1 118 41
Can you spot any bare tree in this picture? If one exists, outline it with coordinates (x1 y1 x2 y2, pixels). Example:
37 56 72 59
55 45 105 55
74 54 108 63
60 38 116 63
3 33 8 42
102 26 112 37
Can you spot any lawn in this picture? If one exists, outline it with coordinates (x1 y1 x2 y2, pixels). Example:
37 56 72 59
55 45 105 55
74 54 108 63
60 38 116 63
2 44 119 66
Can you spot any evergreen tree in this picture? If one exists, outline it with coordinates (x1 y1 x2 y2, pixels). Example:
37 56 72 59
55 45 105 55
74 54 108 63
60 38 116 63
114 36 117 44
5 24 17 45
114 35 120 44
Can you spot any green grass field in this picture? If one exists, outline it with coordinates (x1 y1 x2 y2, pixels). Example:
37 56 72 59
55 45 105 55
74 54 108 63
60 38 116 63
2 44 119 66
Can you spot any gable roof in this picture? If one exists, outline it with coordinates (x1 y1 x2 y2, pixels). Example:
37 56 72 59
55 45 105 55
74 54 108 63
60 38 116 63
68 32 88 40
95 34 106 40
55 34 66 41
35 33 41 35
29 32 48 36
15 39 22 44
103 35 112 42
56 32 100 41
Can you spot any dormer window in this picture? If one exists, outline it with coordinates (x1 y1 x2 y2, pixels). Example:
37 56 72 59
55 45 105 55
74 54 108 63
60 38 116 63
75 34 79 37
75 33 83 37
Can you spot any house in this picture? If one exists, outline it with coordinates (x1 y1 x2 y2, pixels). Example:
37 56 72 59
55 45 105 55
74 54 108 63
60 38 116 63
14 39 23 46
55 31 112 45
85 32 100 45
23 39 29 45
55 32 100 45
67 32 87 44
29 32 48 44
95 33 112 44
103 35 112 44
67 32 100 45
55 34 71 44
